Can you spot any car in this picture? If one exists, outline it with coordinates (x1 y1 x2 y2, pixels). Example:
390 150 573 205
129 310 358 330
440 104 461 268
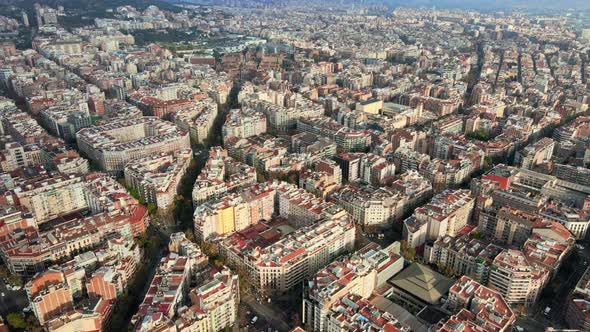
544 307 551 315
250 316 258 325
1 292 4 297
514 326 524 332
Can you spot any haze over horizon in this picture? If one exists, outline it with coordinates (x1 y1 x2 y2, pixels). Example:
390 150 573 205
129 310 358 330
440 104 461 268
167 0 590 12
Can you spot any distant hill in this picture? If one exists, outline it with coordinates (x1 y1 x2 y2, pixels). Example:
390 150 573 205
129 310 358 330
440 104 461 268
0 0 183 30
45 0 182 12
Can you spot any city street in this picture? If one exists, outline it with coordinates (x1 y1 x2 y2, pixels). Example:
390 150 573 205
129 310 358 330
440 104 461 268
0 280 28 317
516 245 590 331
241 293 291 332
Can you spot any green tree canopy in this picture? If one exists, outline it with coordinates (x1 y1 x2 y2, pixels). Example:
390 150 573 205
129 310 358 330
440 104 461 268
6 313 26 329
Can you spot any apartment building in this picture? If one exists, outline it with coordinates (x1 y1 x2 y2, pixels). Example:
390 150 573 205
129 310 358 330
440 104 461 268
192 147 256 205
478 206 543 246
193 183 276 240
522 232 572 279
393 148 430 174
176 268 240 332
330 184 405 230
299 169 339 199
541 205 590 240
297 117 371 152
334 152 363 183
358 153 396 185
403 216 428 249
488 249 548 307
0 142 43 172
14 173 87 225
403 189 474 248
219 214 356 294
76 117 190 173
136 253 191 319
442 276 516 332
222 108 267 142
0 206 34 238
516 137 555 170
0 175 148 276
243 97 323 134
566 266 590 331
86 267 124 301
291 132 337 160
277 183 345 228
171 98 218 145
124 149 192 209
225 134 289 172
27 270 75 325
299 159 342 198
303 242 404 332
390 170 433 213
325 294 410 332
425 234 503 284
45 297 112 332
0 104 55 145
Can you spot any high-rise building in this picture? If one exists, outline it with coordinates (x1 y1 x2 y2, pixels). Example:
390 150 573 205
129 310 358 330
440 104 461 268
488 249 548 307
21 11 29 27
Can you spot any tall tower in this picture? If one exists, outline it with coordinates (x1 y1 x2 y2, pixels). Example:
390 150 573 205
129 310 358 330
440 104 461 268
21 11 29 27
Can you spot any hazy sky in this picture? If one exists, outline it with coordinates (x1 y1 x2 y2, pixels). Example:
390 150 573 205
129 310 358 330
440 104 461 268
337 0 590 11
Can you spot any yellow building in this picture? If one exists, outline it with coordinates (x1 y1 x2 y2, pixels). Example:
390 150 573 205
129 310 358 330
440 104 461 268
355 99 383 114
218 206 236 235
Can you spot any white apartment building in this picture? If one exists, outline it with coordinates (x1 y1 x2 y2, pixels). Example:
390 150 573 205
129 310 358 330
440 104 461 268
124 149 192 209
222 108 267 143
176 268 239 332
303 242 404 332
488 249 548 307
331 185 406 230
219 214 356 294
76 117 190 173
15 174 87 225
